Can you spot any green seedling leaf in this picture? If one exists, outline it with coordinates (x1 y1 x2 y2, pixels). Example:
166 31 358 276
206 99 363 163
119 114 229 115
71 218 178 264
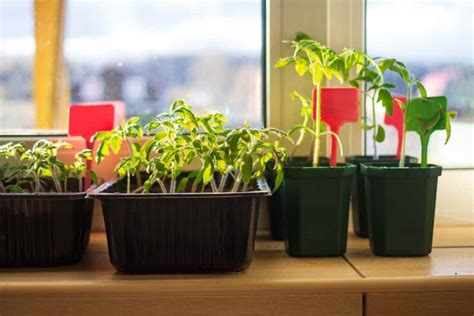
406 96 452 166
375 125 385 142
416 81 428 98
202 159 214 185
377 89 393 116
273 164 284 193
88 170 99 185
274 57 294 68
241 153 253 184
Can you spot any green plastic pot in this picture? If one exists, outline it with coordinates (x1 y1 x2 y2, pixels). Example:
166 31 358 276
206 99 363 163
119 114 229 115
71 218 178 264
345 155 418 238
282 163 355 257
362 163 442 256
265 157 328 241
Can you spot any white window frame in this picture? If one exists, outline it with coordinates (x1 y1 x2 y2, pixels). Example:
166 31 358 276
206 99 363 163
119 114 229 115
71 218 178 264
266 0 473 225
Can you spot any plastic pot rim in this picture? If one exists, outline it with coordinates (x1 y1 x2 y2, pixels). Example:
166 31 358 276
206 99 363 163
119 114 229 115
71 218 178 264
283 162 356 178
361 162 442 178
88 178 271 200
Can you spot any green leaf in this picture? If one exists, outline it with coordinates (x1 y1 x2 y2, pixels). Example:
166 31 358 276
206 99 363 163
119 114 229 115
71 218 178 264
273 165 284 192
349 80 359 88
416 81 428 98
176 177 189 193
88 170 99 185
90 131 110 142
202 159 214 185
378 58 395 73
294 58 308 76
241 153 253 184
110 136 122 154
445 111 457 144
377 89 393 116
96 140 110 163
295 32 311 41
274 57 294 68
375 125 385 143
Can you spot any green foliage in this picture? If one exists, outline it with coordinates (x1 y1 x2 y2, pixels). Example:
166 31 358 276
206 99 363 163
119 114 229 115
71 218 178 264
92 100 288 194
406 96 456 166
0 140 96 193
275 33 365 166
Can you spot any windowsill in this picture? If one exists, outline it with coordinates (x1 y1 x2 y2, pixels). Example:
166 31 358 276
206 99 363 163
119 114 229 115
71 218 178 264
0 129 67 137
1 223 473 314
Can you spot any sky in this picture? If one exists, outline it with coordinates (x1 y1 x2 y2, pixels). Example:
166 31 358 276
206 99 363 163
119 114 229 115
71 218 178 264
0 0 473 63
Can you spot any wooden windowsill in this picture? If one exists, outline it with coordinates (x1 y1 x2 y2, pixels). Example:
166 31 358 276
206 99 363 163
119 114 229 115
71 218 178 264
1 223 473 315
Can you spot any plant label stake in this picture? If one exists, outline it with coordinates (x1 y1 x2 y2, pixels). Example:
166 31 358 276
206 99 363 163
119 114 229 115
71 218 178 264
384 96 406 159
406 96 453 167
68 101 125 186
313 87 359 166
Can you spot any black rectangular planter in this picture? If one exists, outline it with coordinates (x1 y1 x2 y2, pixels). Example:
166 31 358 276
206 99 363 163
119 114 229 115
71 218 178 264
345 155 418 238
362 163 442 256
0 189 94 267
281 163 355 257
89 179 270 274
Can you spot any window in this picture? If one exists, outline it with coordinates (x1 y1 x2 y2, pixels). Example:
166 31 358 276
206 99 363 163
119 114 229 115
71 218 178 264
65 0 264 127
0 0 264 132
0 0 34 130
366 0 473 167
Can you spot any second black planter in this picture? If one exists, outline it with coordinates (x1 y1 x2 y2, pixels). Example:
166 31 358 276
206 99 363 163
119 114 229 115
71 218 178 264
90 179 269 274
282 163 356 257
345 155 418 238
362 163 442 256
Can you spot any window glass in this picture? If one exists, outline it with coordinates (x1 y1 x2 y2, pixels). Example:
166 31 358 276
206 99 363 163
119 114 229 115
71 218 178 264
366 0 473 167
0 0 34 130
65 0 264 127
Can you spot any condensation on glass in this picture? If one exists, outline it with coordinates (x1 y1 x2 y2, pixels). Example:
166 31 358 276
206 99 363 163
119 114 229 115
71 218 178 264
0 0 263 130
366 0 473 167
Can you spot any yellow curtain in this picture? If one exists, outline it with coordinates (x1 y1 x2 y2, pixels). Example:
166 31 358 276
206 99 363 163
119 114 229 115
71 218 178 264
34 0 69 129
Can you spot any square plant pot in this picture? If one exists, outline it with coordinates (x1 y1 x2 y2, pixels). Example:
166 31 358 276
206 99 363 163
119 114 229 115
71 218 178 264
0 180 94 267
282 163 356 257
362 163 442 256
265 157 328 241
345 155 418 238
89 178 270 274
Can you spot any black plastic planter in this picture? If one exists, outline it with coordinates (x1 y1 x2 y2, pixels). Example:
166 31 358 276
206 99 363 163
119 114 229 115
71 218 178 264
282 163 355 257
362 163 442 256
345 155 418 238
0 183 93 267
265 157 328 241
89 179 270 274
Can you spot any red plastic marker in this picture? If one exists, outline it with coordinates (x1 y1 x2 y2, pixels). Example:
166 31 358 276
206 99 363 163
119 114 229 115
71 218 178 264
68 101 125 148
384 96 406 159
312 87 359 166
68 101 126 187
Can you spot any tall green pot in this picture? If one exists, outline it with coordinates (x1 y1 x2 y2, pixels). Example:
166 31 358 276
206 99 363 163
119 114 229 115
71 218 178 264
345 155 418 238
265 157 328 241
362 163 442 256
282 163 355 257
